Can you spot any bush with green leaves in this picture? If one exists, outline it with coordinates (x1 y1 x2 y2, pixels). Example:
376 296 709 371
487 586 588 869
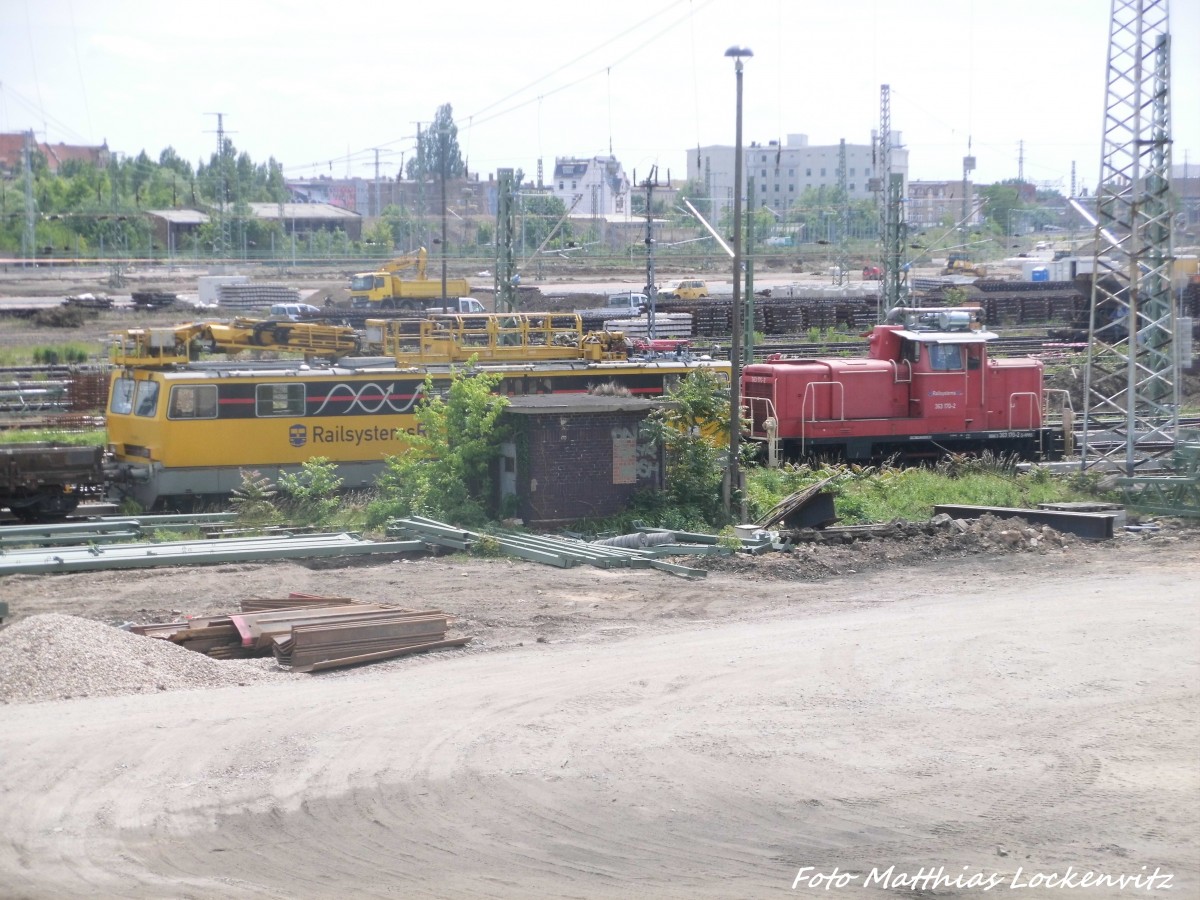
229 469 279 523
278 456 343 525
636 367 731 530
32 344 91 365
367 360 510 528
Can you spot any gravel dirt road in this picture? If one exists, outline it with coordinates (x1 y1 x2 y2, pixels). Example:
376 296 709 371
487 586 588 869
0 528 1196 899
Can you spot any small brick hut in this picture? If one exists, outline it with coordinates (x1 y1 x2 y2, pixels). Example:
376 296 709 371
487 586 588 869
498 395 663 526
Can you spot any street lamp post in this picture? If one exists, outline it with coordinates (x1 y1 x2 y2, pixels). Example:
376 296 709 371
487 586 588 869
725 45 752 517
440 128 449 312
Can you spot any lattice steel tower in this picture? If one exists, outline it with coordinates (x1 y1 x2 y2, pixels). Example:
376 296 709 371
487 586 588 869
494 168 518 312
1081 0 1178 473
21 130 35 265
835 138 850 286
874 85 907 316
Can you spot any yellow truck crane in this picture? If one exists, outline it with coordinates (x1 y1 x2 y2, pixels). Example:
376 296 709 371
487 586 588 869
348 248 472 311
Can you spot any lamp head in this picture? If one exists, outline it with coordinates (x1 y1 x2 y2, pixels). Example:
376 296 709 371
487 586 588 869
724 46 754 59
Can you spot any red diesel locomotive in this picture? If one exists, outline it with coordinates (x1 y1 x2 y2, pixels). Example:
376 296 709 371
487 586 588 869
742 307 1067 461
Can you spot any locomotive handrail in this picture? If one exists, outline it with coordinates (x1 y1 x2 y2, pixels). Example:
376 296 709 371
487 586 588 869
744 395 777 439
1008 392 1041 429
1042 389 1076 457
800 381 845 456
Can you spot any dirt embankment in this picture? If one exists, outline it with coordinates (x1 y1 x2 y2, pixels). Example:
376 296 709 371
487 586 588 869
0 526 1196 899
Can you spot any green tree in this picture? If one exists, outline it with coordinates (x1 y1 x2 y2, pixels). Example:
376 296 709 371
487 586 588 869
637 369 731 529
367 361 510 528
979 180 1025 233
278 456 343 524
520 193 572 252
379 203 416 248
364 219 396 252
406 103 465 181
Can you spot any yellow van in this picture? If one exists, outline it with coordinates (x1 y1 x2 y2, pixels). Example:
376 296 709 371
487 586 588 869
664 279 709 300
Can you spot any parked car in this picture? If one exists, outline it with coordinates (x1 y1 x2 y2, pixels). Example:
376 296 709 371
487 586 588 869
269 303 322 321
603 291 648 313
660 279 709 300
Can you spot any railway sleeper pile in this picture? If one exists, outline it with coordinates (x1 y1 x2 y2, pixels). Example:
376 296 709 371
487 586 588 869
216 283 301 311
132 593 468 673
653 296 969 338
564 284 1095 342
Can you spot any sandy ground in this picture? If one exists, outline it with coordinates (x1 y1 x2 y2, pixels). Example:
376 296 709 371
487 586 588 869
0 530 1197 899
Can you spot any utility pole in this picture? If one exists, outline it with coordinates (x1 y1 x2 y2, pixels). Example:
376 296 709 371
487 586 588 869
1018 138 1025 183
874 84 893 320
883 172 908 313
439 128 449 309
495 168 518 313
835 138 850 286
962 140 975 251
725 45 752 517
21 130 35 267
640 167 661 340
744 176 755 364
413 122 426 249
374 148 381 218
1081 0 1177 474
206 113 234 259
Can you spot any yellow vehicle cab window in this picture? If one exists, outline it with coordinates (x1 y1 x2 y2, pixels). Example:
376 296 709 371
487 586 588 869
256 383 305 417
168 385 218 419
111 377 135 415
134 381 160 417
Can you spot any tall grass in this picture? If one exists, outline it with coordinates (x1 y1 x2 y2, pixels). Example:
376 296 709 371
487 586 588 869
0 428 106 446
745 458 1110 525
0 344 97 366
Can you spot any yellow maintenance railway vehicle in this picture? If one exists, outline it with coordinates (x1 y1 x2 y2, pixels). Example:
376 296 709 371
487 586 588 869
105 313 729 510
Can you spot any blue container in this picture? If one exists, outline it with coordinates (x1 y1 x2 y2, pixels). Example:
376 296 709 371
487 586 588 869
1031 267 1050 282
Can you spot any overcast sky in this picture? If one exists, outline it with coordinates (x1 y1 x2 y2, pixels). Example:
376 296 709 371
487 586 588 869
2 0 1197 193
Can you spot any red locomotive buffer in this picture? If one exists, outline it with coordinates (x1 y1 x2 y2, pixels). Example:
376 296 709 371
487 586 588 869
742 307 1066 461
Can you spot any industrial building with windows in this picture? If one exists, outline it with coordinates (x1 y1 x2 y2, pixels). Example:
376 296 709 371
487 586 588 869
687 133 909 222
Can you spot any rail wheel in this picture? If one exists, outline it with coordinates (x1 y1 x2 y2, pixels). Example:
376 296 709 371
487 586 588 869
6 488 81 523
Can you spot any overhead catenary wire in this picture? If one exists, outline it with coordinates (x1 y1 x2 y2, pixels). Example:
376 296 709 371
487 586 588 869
66 0 92 140
462 0 718 133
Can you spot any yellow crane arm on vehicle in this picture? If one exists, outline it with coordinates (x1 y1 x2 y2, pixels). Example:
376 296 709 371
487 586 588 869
111 318 361 366
380 248 428 279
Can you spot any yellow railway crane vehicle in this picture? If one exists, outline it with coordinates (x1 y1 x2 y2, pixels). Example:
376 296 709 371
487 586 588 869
104 313 729 510
111 318 361 367
348 247 473 310
361 313 629 365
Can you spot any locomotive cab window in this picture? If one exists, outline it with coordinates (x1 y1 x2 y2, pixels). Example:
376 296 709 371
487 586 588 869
134 380 160 417
256 383 305 417
928 343 964 371
901 340 921 364
169 385 218 419
111 377 136 415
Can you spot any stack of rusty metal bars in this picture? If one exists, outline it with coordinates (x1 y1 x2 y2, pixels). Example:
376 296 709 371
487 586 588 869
131 593 468 672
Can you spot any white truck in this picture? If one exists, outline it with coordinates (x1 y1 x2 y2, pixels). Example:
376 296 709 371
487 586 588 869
602 291 648 313
426 297 487 315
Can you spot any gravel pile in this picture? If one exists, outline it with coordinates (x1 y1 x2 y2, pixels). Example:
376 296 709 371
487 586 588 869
0 614 281 705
